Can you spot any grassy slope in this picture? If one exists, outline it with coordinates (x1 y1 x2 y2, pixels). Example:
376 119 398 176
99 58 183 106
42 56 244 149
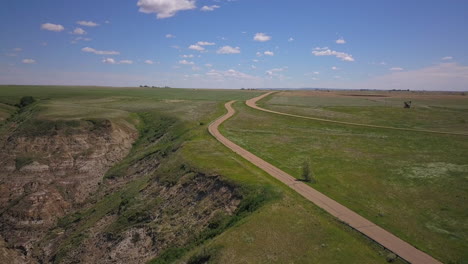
222 100 468 263
0 86 391 263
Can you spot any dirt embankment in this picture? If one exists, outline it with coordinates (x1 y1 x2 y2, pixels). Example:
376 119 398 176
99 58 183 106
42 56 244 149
0 114 242 263
0 119 137 261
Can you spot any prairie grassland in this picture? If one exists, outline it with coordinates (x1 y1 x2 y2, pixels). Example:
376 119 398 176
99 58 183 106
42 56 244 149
0 86 391 263
261 91 468 133
222 94 468 263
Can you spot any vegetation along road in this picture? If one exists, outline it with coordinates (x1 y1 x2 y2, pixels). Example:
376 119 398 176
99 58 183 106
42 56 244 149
209 99 441 264
247 92 468 136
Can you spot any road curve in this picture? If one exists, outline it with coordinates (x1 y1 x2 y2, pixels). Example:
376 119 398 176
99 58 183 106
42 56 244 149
247 92 468 136
208 100 441 264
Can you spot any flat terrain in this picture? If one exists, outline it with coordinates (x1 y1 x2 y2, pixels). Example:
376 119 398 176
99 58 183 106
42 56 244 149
211 101 439 264
221 90 468 263
0 86 394 263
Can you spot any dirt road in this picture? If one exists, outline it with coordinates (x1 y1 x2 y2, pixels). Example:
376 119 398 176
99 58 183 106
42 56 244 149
247 92 468 136
208 100 441 264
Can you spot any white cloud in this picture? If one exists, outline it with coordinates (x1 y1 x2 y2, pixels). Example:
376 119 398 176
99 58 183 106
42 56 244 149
102 58 133 64
313 71 320 75
251 65 257 69
331 66 338 70
312 47 355 62
206 69 257 80
390 67 404 71
102 58 116 64
82 47 120 55
288 37 294 42
181 54 194 58
189 44 205 51
197 41 215 46
22 59 36 64
13 48 22 52
266 67 285 76
166 34 176 38
205 64 213 68
72 28 86 35
137 0 196 19
41 23 64 32
200 5 220 11
144 60 154 64
264 51 274 56
254 33 271 42
217 46 241 54
442 56 453 60
252 59 259 62
336 38 346 44
77 21 99 27
179 60 194 65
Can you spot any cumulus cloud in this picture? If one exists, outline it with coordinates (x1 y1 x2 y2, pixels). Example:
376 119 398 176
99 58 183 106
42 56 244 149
189 44 205 51
77 21 99 27
205 64 213 68
13 48 22 52
442 56 453 60
200 5 220 11
72 28 86 35
331 66 338 70
217 46 240 54
102 58 133 64
179 60 194 65
288 37 294 42
264 51 274 56
137 0 196 19
336 38 346 44
22 59 36 64
82 47 120 55
166 34 176 38
312 47 354 62
181 54 194 58
197 41 215 46
144 60 154 64
254 33 271 42
41 23 64 32
390 67 404 71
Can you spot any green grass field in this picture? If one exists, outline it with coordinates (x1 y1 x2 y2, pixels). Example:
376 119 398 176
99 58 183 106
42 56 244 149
222 92 468 263
0 85 395 263
261 91 468 133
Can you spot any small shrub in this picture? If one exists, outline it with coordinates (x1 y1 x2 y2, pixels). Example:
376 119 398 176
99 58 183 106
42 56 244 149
15 156 33 170
17 96 36 108
386 253 397 262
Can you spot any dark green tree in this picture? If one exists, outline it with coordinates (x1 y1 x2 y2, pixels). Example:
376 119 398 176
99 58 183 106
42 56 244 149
18 96 36 108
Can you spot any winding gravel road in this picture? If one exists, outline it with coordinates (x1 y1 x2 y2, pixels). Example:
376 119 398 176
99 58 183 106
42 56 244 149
208 100 441 264
247 92 468 136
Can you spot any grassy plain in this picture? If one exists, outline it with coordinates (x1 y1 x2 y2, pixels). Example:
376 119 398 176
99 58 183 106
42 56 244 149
0 86 392 263
222 91 468 263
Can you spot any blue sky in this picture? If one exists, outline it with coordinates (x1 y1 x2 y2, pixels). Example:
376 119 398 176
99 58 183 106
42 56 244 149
1 0 467 90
